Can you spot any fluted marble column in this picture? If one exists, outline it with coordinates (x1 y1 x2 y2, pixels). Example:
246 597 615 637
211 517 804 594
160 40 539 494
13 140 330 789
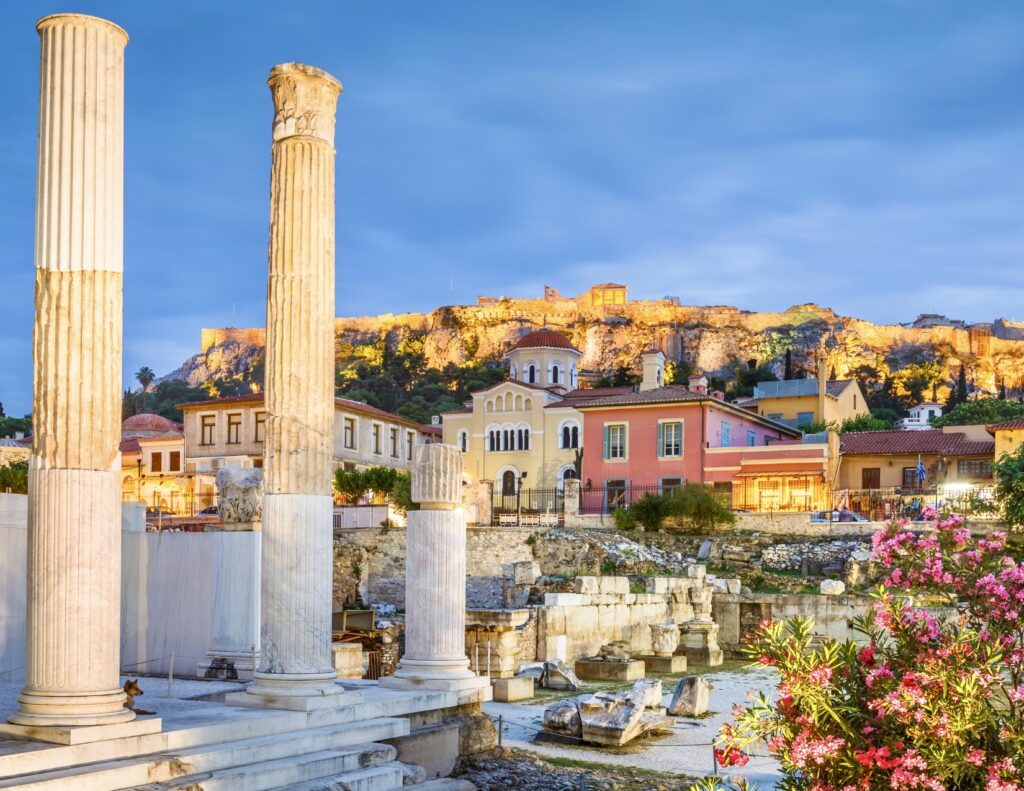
242 63 346 704
382 445 490 699
9 14 134 729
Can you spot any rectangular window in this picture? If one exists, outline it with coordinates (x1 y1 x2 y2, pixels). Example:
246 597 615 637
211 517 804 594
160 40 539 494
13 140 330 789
227 413 242 444
407 431 414 460
150 452 162 473
660 477 683 494
606 479 627 510
254 411 266 443
604 424 627 460
168 451 181 472
659 422 682 457
373 424 382 455
958 459 993 478
200 415 216 446
902 467 919 489
796 411 815 426
720 421 731 447
343 417 356 450
862 468 880 489
389 427 399 458
747 430 757 447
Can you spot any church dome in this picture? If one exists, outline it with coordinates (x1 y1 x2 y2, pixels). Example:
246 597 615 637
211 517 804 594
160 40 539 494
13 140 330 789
122 413 182 437
509 328 579 353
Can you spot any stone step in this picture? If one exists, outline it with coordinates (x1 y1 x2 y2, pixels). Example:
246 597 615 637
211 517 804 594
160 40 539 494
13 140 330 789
0 720 407 791
139 751 405 791
0 686 453 781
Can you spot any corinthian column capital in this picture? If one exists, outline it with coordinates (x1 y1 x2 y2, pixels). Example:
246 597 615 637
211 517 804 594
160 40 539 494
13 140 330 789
268 62 342 144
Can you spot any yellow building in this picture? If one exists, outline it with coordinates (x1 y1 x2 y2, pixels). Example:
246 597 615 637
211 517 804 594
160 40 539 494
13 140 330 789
119 413 191 513
737 375 868 429
836 427 995 491
989 419 1024 460
442 328 628 493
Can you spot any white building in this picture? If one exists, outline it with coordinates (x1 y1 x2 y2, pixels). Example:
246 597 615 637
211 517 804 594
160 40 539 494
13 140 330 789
898 402 943 431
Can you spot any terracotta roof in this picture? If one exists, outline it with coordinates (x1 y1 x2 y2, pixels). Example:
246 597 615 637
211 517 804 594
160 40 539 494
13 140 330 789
989 419 1024 432
555 387 636 404
176 394 263 410
119 437 141 455
841 429 994 456
733 397 759 408
508 328 579 353
122 413 183 436
420 424 443 436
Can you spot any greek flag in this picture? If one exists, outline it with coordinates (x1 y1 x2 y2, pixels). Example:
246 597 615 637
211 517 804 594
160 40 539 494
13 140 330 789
916 454 927 484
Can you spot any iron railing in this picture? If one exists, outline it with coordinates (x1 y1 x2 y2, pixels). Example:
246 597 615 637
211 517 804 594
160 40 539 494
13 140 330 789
578 482 702 515
832 486 1000 521
491 487 564 526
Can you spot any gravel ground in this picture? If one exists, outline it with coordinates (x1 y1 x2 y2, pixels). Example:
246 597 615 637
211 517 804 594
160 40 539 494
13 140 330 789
478 664 781 788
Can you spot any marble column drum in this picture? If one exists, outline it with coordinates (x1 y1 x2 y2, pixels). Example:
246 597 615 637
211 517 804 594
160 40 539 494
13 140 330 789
383 445 490 698
243 63 346 703
9 14 133 728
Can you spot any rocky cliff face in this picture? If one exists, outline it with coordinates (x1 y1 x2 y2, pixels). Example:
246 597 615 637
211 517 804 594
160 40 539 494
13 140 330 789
167 301 1024 396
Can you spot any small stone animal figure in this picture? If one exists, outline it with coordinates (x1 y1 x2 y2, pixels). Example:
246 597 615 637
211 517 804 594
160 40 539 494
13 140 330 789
122 679 156 716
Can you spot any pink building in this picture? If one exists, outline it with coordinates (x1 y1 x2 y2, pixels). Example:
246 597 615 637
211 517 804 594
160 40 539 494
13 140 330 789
574 377 830 513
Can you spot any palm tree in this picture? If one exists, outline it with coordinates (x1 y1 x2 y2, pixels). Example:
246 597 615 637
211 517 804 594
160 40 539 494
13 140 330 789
135 366 155 393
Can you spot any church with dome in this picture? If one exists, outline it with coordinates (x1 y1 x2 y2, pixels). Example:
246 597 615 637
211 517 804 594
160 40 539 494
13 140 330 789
441 326 658 495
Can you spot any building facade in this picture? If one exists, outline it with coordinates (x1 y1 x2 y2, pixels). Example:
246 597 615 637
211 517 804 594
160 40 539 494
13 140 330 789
898 402 943 430
178 394 435 503
118 413 189 512
988 419 1024 461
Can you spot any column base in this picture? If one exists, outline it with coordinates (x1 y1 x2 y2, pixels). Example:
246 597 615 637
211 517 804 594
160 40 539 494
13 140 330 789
198 652 258 681
381 660 493 704
8 688 137 729
226 671 362 712
0 717 161 746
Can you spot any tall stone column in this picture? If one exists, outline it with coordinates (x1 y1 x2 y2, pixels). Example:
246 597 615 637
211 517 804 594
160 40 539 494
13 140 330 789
6 14 151 734
382 445 490 702
237 63 351 708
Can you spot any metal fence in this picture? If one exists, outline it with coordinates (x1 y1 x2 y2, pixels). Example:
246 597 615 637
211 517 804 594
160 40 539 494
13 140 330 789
491 487 564 527
832 486 1000 522
577 482 705 516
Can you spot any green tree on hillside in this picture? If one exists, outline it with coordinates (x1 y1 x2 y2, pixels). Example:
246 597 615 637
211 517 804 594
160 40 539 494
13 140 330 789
932 398 1024 427
837 413 892 433
135 366 156 392
993 444 1024 530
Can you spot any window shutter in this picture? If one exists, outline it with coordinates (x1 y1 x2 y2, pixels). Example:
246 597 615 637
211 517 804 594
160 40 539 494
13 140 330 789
657 422 664 455
603 426 609 459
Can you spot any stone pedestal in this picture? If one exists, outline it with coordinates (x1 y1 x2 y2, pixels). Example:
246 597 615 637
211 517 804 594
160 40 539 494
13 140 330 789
9 13 142 732
332 643 366 679
198 532 260 680
574 659 646 682
635 655 688 674
382 445 490 702
234 63 356 710
677 620 724 667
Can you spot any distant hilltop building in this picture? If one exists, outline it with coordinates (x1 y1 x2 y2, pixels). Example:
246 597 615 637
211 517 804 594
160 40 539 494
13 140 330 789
480 283 631 312
200 327 266 351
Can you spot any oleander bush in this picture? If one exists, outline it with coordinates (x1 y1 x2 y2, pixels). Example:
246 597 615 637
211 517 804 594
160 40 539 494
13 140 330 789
696 508 1024 790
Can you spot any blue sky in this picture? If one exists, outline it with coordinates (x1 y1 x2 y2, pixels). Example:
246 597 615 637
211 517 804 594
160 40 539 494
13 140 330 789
1 1 1023 416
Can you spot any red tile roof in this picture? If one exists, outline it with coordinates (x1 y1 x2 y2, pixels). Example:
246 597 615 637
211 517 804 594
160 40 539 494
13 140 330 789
509 328 579 353
989 419 1024 432
420 424 443 436
119 438 141 455
554 386 636 405
841 429 994 456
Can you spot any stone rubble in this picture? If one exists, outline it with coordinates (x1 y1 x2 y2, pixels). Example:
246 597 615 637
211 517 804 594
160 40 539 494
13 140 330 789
668 676 711 717
542 679 675 746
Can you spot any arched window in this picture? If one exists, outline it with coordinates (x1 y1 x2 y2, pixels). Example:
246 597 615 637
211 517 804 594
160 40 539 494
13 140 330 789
488 431 494 451
563 467 577 481
570 365 577 388
510 364 518 380
562 426 570 448
458 430 468 452
516 428 524 450
503 429 511 451
502 470 517 496
527 365 537 384
571 426 579 448
551 364 561 384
